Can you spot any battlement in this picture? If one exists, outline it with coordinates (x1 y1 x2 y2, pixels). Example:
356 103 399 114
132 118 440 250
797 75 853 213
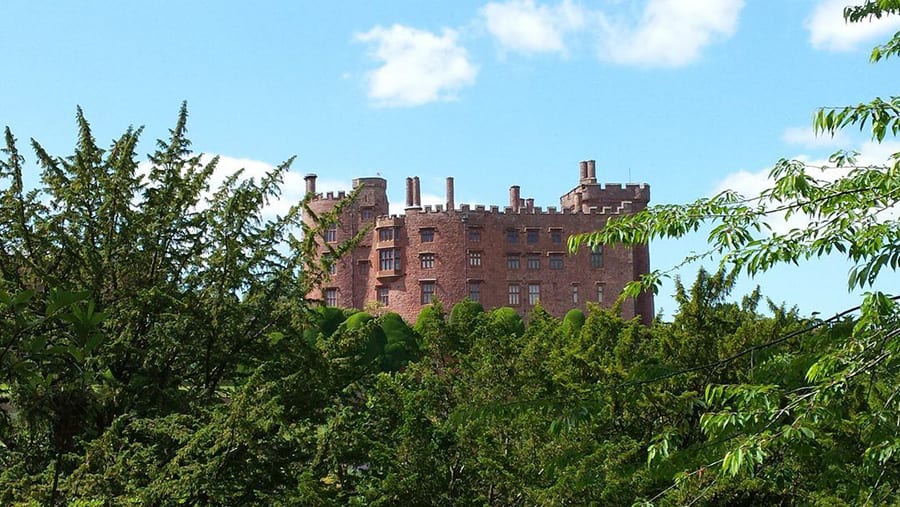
368 198 638 225
375 215 405 227
561 183 650 202
305 160 649 212
306 175 388 203
309 190 349 202
602 182 651 198
397 202 635 217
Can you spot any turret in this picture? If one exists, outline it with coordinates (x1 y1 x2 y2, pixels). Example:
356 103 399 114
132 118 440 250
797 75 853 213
509 185 521 212
446 177 455 210
305 173 317 194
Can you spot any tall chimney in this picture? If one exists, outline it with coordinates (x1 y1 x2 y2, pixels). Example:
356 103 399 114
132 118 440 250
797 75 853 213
304 174 317 194
413 176 421 207
579 161 588 181
446 177 455 210
405 177 414 208
509 185 521 211
525 198 534 211
587 160 596 181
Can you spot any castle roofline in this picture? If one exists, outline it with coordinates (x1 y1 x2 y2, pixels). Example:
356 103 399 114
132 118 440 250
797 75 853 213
306 160 651 212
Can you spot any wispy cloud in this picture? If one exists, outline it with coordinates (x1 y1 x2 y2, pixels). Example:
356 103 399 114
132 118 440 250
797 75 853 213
201 155 345 219
596 0 745 68
781 126 849 150
715 140 900 234
355 24 478 107
138 155 349 219
481 0 586 55
807 0 900 52
351 0 749 104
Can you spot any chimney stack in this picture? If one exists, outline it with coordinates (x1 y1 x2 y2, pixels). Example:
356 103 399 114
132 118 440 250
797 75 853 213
413 176 421 207
405 177 414 208
525 198 534 212
446 177 455 210
509 185 521 211
587 160 596 181
304 174 317 195
579 161 589 181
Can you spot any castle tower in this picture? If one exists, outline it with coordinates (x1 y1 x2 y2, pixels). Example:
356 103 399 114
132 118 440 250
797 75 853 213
560 160 653 320
303 175 389 309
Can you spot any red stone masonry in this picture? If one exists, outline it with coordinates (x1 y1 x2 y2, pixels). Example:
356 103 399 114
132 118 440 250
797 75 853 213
304 160 654 324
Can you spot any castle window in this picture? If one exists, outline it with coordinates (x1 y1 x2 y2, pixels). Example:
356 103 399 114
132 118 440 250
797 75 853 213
597 285 604 303
506 229 519 244
421 282 435 304
550 229 563 245
420 253 435 269
527 254 540 270
572 285 579 304
378 227 394 241
358 261 370 275
507 254 520 270
526 229 539 244
590 246 603 268
379 248 401 271
324 288 338 307
469 251 482 267
528 283 540 305
325 225 337 243
549 253 564 270
469 282 481 303
468 228 481 242
377 287 389 305
420 228 435 242
323 254 337 275
362 209 373 220
508 284 520 305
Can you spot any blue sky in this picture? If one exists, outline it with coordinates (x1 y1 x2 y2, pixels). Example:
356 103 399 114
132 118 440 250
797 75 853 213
3 1 900 318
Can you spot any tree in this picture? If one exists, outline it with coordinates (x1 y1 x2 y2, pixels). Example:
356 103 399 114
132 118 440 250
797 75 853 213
0 104 357 504
569 1 900 503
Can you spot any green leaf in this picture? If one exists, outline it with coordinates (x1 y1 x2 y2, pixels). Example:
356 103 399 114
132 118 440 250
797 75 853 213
11 289 35 307
267 331 286 345
67 344 84 362
46 289 91 315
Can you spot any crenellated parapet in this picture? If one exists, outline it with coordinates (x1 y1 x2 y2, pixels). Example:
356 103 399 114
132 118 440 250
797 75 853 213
405 199 640 217
308 190 349 202
375 215 406 228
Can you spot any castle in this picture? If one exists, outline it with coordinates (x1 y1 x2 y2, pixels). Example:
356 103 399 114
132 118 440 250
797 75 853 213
303 160 653 324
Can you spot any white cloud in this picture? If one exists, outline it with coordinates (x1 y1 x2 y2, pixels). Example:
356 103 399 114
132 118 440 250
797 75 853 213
715 165 824 234
200 155 317 219
781 126 849 149
714 140 900 233
481 0 586 55
355 24 478 107
857 140 900 166
597 0 745 67
807 0 900 52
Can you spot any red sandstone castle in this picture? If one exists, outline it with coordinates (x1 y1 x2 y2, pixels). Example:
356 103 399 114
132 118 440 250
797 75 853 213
303 160 653 324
